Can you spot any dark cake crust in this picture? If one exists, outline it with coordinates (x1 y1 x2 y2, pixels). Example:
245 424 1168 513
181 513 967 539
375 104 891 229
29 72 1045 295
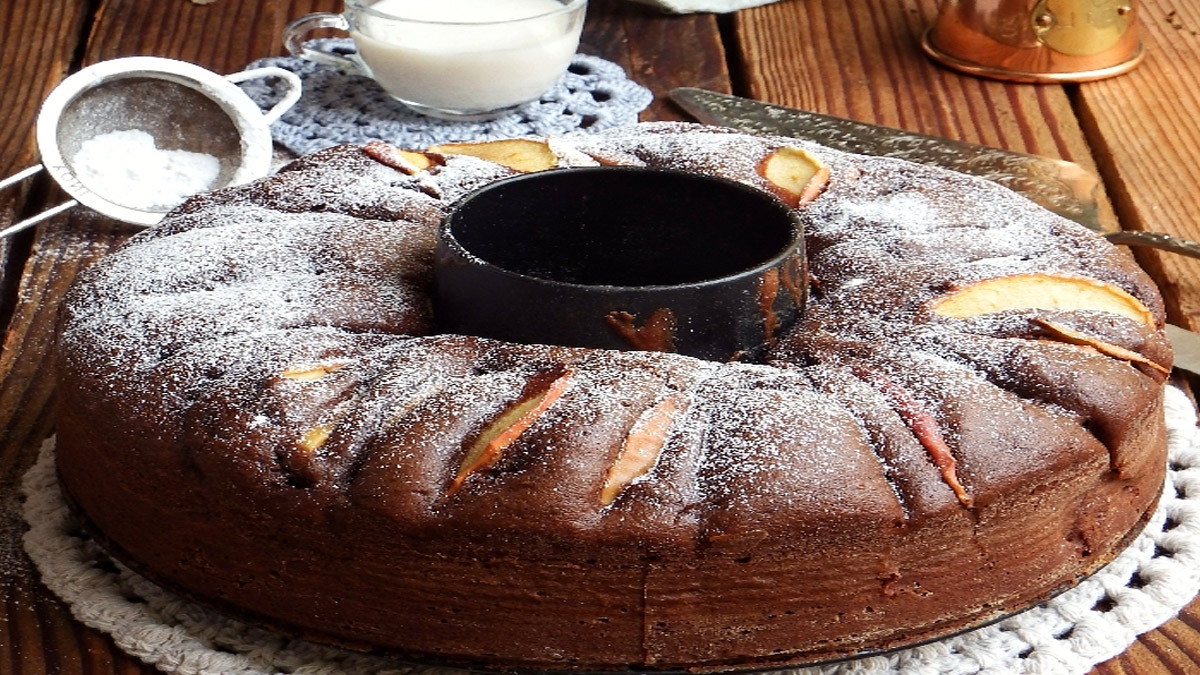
54 123 1171 670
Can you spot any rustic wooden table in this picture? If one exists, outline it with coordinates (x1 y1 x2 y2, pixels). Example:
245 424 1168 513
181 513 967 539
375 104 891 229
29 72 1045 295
3 1 1199 673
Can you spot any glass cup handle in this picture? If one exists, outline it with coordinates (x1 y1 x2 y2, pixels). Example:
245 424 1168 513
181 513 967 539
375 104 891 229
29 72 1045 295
283 13 365 73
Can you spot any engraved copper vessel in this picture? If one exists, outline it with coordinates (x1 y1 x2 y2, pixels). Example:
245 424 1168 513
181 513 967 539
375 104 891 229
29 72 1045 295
922 0 1143 82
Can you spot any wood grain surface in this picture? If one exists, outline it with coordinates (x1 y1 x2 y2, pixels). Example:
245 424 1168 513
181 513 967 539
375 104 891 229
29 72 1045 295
2 1 1198 674
1075 0 1200 332
731 0 1122 229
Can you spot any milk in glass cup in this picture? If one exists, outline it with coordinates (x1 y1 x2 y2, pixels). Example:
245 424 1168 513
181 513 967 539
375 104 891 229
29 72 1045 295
284 0 587 120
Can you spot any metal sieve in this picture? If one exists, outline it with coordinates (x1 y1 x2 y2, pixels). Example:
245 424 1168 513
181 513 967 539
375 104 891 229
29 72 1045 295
0 56 301 236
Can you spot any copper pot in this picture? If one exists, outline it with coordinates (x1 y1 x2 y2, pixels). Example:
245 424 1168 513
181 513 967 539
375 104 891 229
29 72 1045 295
922 0 1143 82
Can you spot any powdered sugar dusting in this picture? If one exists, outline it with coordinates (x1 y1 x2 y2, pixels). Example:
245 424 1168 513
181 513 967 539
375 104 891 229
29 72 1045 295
54 124 1170 547
72 129 221 211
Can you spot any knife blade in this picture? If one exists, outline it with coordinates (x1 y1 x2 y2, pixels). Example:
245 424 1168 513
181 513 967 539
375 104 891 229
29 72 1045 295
669 87 1200 376
1165 325 1200 378
670 87 1103 230
670 88 1200 261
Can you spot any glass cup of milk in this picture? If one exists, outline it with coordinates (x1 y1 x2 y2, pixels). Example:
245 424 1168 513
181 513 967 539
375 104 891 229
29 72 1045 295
284 0 587 120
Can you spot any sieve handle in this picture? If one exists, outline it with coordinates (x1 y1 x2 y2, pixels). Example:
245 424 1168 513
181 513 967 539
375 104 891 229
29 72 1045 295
0 200 78 239
226 67 303 124
0 164 45 192
0 164 78 239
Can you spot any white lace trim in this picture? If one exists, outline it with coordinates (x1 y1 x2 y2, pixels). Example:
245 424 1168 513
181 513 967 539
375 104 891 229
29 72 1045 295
22 386 1200 675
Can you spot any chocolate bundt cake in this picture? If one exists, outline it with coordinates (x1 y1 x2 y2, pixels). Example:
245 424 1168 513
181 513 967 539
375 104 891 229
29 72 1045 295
53 123 1172 670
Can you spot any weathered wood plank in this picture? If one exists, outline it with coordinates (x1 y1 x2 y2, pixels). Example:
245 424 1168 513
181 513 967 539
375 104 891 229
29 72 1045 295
81 0 325 74
0 0 89 318
729 0 1119 230
0 1 100 673
582 0 729 120
0 0 86 178
734 2 1068 151
1074 0 1200 330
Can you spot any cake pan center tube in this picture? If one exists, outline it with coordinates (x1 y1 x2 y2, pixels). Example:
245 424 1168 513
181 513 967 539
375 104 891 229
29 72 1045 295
433 166 807 361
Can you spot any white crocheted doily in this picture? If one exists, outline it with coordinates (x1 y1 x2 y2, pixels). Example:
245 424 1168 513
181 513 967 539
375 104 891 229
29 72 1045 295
238 40 653 155
22 385 1200 675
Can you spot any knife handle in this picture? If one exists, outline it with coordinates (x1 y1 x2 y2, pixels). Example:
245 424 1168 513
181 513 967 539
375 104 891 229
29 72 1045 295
1104 231 1200 260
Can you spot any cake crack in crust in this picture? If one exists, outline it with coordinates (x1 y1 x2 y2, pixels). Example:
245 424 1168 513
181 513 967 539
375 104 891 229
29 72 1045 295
54 122 1172 671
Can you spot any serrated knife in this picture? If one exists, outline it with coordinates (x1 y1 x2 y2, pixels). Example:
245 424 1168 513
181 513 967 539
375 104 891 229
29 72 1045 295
670 87 1200 376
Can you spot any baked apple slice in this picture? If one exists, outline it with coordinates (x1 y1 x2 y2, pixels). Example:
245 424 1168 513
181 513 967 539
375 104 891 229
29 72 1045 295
1033 318 1170 374
759 146 830 207
448 366 574 495
427 139 561 173
932 273 1155 326
600 394 685 506
363 141 437 174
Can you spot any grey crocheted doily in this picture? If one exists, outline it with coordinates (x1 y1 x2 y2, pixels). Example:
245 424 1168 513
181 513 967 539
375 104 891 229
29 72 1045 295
239 39 653 154
21 386 1200 675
